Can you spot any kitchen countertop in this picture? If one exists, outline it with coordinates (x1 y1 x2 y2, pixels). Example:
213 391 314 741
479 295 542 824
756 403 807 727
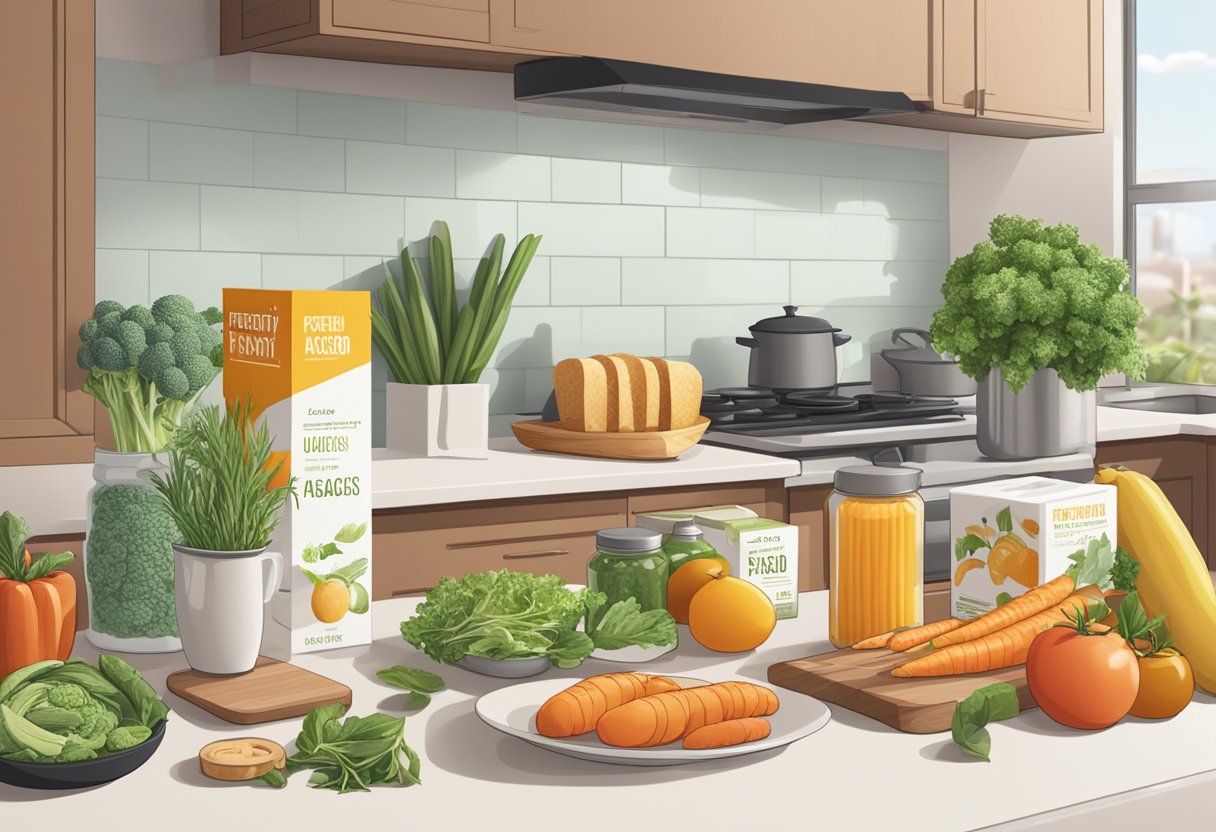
1095 404 1216 442
8 590 1216 831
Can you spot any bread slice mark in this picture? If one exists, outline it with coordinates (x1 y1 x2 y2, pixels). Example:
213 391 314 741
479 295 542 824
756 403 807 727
636 357 662 431
592 354 634 432
553 357 608 432
645 357 703 431
648 357 675 431
612 354 649 432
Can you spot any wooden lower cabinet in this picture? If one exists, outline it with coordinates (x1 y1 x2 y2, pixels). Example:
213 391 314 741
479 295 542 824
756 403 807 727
27 533 87 631
1096 437 1210 566
787 484 832 594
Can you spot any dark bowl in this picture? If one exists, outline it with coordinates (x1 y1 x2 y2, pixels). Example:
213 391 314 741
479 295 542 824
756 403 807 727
0 719 167 791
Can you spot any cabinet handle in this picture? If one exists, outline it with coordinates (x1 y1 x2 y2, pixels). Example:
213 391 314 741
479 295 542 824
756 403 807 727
391 586 432 597
503 549 570 560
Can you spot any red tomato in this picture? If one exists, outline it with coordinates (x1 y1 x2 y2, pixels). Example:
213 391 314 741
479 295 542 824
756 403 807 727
1026 628 1140 729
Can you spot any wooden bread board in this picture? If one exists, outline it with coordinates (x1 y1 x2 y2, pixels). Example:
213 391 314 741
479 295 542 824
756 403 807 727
511 417 709 460
167 657 352 725
768 647 1035 734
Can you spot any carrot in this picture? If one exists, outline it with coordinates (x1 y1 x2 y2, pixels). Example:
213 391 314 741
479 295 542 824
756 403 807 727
596 682 779 748
852 630 896 650
891 590 1098 677
929 574 1077 650
682 717 771 749
536 673 680 738
886 619 965 652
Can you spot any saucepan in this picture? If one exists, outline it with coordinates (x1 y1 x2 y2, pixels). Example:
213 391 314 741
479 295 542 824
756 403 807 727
735 306 851 391
879 328 976 397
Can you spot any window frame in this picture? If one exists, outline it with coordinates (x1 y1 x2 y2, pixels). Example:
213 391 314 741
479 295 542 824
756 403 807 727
1124 0 1216 293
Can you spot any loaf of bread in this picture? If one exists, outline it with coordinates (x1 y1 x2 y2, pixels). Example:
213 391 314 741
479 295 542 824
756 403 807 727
552 354 702 433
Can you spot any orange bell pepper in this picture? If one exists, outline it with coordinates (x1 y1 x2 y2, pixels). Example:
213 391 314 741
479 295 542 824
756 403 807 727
0 512 76 679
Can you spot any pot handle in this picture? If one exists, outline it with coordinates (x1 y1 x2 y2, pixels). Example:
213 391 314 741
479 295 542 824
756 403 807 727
260 551 283 604
892 328 933 348
832 333 852 347
735 336 758 348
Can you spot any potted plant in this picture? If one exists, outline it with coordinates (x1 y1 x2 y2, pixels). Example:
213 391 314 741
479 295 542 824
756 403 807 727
372 221 541 458
150 399 297 675
930 215 1148 459
75 295 224 653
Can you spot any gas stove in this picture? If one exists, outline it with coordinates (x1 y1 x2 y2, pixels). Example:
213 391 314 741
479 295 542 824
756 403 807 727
701 387 966 436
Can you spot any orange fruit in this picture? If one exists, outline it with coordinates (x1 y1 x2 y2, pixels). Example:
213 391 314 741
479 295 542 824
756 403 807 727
954 558 985 586
311 579 350 623
988 534 1038 589
687 570 776 653
667 557 730 624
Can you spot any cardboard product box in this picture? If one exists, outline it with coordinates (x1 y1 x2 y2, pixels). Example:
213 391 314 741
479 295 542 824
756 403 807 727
223 289 372 657
639 505 799 620
950 476 1117 620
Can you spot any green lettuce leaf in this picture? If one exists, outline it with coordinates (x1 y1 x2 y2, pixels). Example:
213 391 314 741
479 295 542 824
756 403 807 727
951 682 1020 761
1065 533 1116 590
588 598 677 650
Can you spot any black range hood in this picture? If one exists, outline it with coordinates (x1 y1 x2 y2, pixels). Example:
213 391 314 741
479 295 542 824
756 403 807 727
515 57 920 126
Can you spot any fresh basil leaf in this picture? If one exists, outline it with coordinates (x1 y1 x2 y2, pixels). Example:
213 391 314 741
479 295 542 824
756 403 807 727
955 534 990 562
951 683 1019 761
334 522 368 544
404 692 431 711
588 598 678 650
376 666 446 694
995 507 1013 533
319 542 343 559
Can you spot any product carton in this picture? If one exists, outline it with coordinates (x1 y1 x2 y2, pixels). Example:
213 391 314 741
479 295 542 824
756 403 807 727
639 505 799 619
950 476 1117 619
223 289 372 657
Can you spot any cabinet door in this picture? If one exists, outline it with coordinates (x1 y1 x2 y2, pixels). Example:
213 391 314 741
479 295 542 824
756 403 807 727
0 0 94 465
934 0 977 114
491 0 932 99
329 0 490 43
977 0 1102 127
787 485 832 593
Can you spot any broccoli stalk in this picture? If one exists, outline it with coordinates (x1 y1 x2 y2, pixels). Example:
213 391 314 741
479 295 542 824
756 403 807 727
77 296 223 453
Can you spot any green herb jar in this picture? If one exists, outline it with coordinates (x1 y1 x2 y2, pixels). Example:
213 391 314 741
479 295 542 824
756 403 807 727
663 519 722 577
587 528 669 630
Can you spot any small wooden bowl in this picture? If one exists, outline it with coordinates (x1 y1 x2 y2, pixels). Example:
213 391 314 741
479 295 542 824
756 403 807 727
510 417 710 461
199 738 287 782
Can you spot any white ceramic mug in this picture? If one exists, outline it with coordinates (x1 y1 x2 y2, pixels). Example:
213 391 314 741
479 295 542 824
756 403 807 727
173 543 283 675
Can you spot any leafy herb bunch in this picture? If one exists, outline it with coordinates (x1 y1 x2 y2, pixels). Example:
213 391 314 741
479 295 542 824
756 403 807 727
150 398 296 552
930 214 1148 392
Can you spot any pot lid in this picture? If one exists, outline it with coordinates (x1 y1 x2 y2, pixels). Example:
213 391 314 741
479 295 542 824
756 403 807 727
749 305 841 335
881 328 959 365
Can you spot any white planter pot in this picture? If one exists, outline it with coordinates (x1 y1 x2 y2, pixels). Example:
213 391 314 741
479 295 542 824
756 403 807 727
386 382 489 459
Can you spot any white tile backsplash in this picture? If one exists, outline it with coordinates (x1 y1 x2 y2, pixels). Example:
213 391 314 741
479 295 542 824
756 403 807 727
97 60 948 438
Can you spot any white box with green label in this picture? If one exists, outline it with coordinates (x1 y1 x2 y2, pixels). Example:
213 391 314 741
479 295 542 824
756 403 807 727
635 505 758 537
949 476 1117 620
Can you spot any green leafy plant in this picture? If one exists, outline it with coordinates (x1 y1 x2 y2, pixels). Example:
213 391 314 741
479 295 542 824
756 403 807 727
0 655 168 763
951 682 1020 761
400 570 599 668
930 215 1148 392
150 398 296 552
371 221 542 385
0 511 72 583
1115 591 1171 656
1110 547 1141 593
259 704 420 794
77 295 223 452
1064 533 1117 590
376 666 446 711
584 597 677 651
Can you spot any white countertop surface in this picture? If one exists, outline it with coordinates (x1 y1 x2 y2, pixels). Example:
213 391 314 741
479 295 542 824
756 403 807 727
8 590 1216 831
1095 404 1216 442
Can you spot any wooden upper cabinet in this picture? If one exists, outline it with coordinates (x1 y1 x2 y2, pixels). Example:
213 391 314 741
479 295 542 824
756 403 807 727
0 0 95 466
491 0 932 100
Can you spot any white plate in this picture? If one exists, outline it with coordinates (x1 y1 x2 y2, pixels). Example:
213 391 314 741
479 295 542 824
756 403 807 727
474 675 831 766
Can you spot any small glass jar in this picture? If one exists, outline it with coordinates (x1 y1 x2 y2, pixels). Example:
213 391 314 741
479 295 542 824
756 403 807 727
587 528 669 630
662 519 721 577
828 463 924 648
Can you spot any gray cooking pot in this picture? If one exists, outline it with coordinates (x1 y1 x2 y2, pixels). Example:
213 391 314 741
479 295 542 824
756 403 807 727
735 305 851 390
880 328 976 397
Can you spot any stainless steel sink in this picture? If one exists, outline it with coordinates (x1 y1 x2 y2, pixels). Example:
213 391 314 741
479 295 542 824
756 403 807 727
1101 393 1216 414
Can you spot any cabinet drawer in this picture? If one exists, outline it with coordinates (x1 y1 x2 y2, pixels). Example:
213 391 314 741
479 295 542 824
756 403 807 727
331 0 490 43
372 493 627 597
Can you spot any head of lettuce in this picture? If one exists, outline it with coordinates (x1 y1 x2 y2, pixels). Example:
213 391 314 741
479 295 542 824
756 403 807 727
929 214 1147 393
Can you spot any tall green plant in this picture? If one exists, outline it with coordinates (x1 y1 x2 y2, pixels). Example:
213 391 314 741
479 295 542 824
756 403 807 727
372 221 542 385
150 398 296 552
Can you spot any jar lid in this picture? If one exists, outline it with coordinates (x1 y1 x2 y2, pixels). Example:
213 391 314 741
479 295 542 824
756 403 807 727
597 527 663 553
671 520 703 541
749 305 841 335
834 464 922 496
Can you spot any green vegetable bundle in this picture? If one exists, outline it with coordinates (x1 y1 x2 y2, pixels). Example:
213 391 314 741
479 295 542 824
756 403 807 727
0 655 168 763
400 570 677 669
929 215 1148 392
77 295 224 452
372 221 542 385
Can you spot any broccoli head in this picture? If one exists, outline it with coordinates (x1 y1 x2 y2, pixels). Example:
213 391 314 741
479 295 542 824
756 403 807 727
179 354 217 395
79 318 99 342
116 320 148 365
92 337 127 372
98 311 123 339
157 366 190 400
76 342 94 371
146 322 175 345
137 341 175 382
171 329 202 365
105 725 151 753
93 300 124 320
151 294 195 325
120 304 156 330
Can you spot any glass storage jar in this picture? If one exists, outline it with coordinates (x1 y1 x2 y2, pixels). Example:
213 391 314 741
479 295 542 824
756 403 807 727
84 450 182 652
828 463 924 648
587 528 669 631
662 519 722 577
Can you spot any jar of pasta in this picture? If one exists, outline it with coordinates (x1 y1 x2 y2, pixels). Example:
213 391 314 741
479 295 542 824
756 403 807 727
828 463 923 648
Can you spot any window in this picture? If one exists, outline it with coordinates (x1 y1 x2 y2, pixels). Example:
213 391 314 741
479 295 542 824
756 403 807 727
1128 0 1216 383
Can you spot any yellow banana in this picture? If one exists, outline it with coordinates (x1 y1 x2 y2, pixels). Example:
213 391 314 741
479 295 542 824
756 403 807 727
1096 466 1216 693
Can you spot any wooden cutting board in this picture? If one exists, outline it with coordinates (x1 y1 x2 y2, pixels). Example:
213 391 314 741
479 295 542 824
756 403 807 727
167 657 352 725
768 647 1035 734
